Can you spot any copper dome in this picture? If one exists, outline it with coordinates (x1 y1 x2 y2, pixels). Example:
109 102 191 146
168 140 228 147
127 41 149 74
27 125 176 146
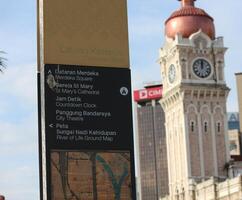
165 0 215 39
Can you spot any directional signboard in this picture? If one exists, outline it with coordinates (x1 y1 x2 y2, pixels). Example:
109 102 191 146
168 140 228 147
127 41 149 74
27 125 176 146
43 64 136 199
38 0 136 199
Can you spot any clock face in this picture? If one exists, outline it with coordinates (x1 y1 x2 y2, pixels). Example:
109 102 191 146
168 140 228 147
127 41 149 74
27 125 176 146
168 64 176 84
193 59 212 78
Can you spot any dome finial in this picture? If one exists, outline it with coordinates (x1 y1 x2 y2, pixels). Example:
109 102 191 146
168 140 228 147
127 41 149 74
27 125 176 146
166 0 215 39
178 0 196 7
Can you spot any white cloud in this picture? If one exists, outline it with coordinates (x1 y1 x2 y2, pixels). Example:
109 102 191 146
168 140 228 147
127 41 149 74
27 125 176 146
0 113 39 200
0 118 39 200
0 116 37 155
0 64 38 199
0 166 39 200
129 17 163 39
131 64 161 89
0 63 37 106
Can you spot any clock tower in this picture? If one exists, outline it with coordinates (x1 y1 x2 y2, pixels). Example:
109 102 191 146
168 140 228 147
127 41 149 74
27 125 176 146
158 0 230 199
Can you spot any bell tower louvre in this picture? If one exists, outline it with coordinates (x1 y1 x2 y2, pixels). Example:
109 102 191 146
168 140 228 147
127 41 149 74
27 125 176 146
158 0 230 199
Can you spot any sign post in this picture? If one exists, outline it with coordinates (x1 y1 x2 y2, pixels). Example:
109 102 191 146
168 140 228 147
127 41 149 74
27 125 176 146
38 1 136 199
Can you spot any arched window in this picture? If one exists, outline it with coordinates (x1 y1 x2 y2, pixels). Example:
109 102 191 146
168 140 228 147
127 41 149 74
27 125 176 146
204 121 208 133
176 189 179 200
191 121 194 132
182 187 185 199
190 121 195 133
217 122 221 133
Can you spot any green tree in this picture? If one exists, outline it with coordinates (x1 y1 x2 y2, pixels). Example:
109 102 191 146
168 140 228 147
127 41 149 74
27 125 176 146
0 51 7 72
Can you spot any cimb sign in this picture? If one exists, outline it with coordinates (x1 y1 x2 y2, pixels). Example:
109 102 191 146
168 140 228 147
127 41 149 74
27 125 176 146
134 86 162 102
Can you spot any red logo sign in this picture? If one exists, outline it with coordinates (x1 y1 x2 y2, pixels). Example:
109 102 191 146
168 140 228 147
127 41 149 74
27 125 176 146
133 86 162 102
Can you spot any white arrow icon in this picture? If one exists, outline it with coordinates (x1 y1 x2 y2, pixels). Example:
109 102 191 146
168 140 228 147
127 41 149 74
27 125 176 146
49 124 54 128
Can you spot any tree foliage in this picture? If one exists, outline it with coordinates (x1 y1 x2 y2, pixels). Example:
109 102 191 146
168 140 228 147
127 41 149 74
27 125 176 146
0 51 7 72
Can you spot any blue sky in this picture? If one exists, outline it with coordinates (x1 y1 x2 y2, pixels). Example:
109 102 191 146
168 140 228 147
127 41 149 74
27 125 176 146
0 0 241 199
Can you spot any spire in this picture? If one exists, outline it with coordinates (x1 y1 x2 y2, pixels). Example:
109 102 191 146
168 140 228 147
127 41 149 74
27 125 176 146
178 0 196 7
